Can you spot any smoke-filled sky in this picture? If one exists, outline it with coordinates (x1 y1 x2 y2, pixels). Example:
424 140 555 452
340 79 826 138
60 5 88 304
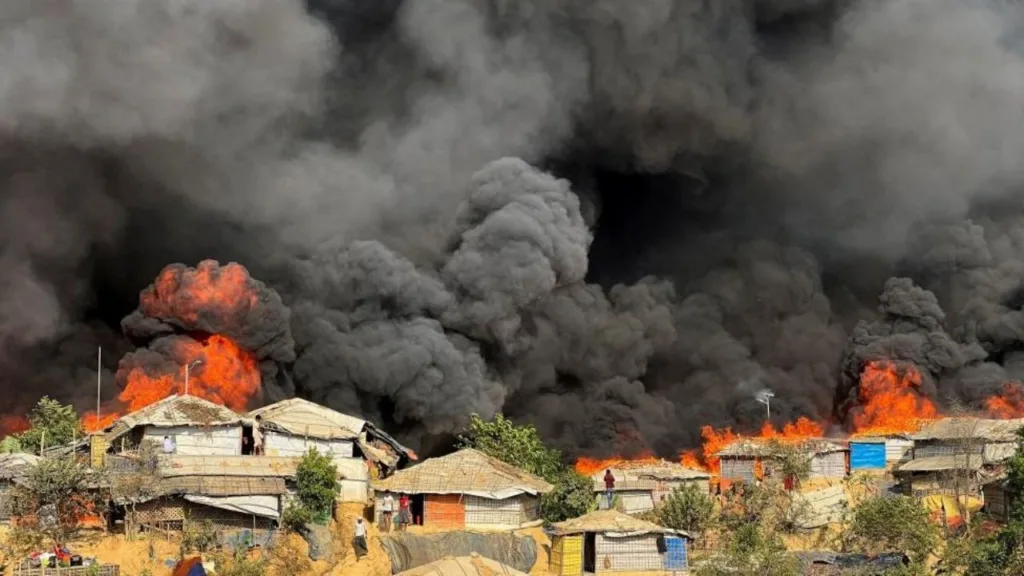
6 0 1024 457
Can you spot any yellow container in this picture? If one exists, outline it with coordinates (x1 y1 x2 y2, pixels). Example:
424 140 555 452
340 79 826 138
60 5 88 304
550 535 583 576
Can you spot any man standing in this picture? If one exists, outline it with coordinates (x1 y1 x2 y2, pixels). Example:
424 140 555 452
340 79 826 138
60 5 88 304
398 493 411 532
603 469 615 509
379 492 394 533
253 416 264 455
353 518 368 561
162 436 176 454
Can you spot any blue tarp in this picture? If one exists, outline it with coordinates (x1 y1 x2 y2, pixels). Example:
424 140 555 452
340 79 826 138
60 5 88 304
663 536 687 570
850 442 886 470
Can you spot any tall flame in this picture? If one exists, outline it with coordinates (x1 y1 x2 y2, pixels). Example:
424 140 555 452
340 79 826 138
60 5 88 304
84 335 260 432
575 452 663 476
140 261 259 325
852 360 938 436
0 415 30 437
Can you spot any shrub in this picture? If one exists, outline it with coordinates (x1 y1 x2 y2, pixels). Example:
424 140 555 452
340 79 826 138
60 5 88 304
657 483 716 536
847 495 938 563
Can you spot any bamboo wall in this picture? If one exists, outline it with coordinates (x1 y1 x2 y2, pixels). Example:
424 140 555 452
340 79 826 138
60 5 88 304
550 535 583 576
594 534 663 573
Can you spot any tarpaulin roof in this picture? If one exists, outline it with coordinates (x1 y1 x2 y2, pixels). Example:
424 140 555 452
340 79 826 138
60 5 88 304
104 395 249 443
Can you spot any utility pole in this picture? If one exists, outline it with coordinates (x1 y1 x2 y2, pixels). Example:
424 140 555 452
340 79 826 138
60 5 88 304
184 360 202 396
96 347 102 425
756 389 775 421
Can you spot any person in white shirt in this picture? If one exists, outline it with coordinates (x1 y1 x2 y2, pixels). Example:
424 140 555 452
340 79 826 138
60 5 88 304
353 518 368 560
162 436 176 454
379 492 395 533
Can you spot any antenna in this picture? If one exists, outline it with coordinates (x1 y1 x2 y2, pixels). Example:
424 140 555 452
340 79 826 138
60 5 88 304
756 389 775 421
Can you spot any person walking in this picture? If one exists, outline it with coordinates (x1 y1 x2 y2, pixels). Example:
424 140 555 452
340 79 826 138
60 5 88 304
603 469 616 509
353 518 368 560
379 492 395 533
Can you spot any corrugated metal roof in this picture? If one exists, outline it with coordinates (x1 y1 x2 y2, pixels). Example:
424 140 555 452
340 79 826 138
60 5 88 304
897 454 984 472
248 397 365 440
717 438 847 457
549 509 688 537
911 418 1024 442
104 395 248 443
159 455 300 478
372 448 553 498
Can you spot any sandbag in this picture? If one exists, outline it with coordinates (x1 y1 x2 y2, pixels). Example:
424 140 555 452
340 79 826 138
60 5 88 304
379 531 537 574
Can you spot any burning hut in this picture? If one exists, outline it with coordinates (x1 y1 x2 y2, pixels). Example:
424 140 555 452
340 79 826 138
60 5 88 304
718 439 848 486
848 435 913 471
0 453 39 523
371 448 552 530
99 395 251 457
248 397 413 475
590 461 710 514
548 509 690 575
896 418 1024 497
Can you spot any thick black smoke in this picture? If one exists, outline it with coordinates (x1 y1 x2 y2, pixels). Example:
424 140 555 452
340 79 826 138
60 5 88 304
7 0 1024 457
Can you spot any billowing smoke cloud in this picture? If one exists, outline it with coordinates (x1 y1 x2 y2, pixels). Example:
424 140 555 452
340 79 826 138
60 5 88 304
8 0 1024 456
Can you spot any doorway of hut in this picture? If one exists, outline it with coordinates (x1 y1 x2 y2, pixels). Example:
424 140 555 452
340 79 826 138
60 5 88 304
241 425 255 455
583 532 596 574
411 495 425 526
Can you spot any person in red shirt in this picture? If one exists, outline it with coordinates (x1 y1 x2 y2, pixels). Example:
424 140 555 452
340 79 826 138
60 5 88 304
603 469 615 509
397 494 411 531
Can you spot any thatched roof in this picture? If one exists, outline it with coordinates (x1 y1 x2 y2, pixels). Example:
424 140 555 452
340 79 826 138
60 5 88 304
104 395 248 443
248 397 364 440
0 453 40 481
897 454 984 473
159 475 288 496
549 509 688 537
911 418 1024 442
372 448 553 498
590 462 709 492
718 438 847 458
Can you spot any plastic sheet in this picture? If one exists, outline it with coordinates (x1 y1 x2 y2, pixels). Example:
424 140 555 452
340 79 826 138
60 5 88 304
379 531 537 573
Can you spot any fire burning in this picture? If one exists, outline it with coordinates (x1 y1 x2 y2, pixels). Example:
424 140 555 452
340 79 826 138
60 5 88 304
985 382 1024 419
575 452 663 476
0 415 30 436
851 360 938 436
82 261 270 432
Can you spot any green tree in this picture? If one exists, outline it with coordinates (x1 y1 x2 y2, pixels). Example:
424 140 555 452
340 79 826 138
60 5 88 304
657 483 716 536
17 397 82 454
847 495 938 564
9 457 97 544
294 448 339 523
458 414 591 522
695 523 800 576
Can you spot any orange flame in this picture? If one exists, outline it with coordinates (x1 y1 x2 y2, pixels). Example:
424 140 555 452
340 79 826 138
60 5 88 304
84 335 260 432
140 261 259 325
985 382 1024 419
852 360 938 436
0 415 30 436
575 452 663 476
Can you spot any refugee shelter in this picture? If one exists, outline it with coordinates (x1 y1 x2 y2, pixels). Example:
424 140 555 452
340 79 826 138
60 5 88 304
372 448 553 530
117 455 299 542
548 509 690 575
718 439 848 485
848 435 913 471
897 418 1024 497
0 453 39 523
248 397 414 476
590 462 710 514
99 395 252 457
248 398 414 501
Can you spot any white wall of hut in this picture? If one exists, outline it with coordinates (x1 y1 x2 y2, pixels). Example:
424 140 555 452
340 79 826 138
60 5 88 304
261 431 355 459
143 425 242 456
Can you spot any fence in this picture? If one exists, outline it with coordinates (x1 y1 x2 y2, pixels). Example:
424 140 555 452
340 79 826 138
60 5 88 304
13 565 119 576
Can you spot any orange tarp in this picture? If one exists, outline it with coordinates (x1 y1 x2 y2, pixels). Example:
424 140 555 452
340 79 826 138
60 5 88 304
424 494 465 529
